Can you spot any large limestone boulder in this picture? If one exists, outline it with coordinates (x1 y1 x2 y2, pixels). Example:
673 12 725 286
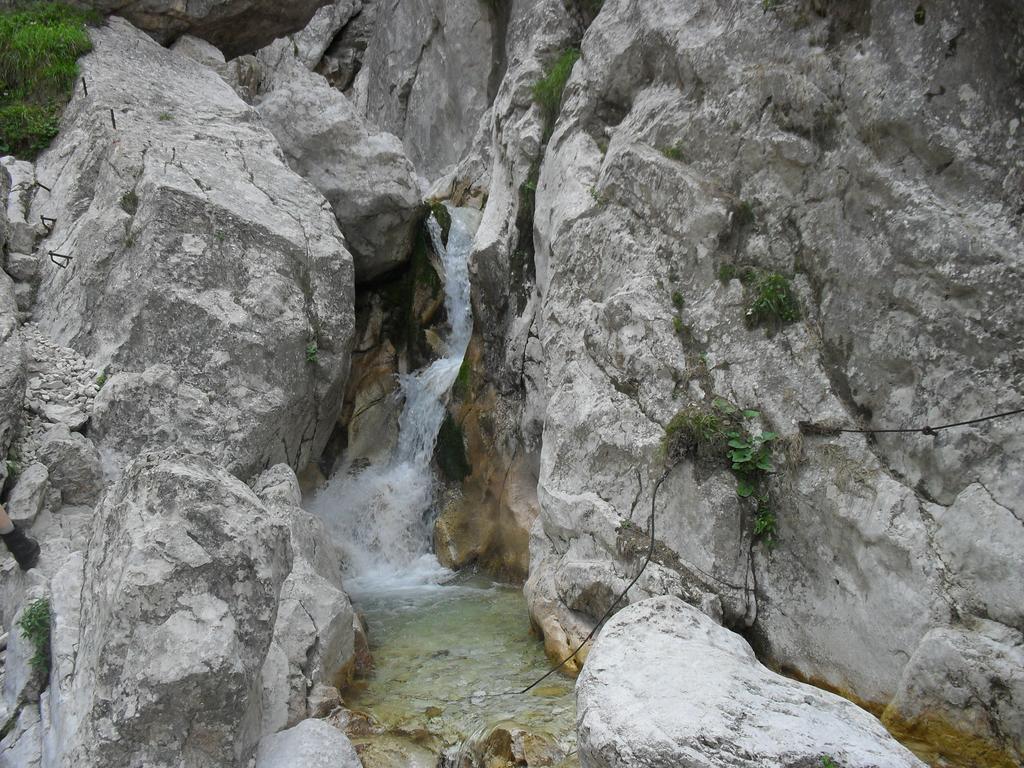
30 18 355 479
254 718 361 768
71 0 338 57
56 454 292 767
253 54 424 282
518 0 1024 747
577 596 926 768
34 424 103 506
5 462 49 526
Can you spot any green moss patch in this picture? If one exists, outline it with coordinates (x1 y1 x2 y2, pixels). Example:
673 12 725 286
452 356 472 401
427 200 452 245
0 2 99 159
436 413 471 482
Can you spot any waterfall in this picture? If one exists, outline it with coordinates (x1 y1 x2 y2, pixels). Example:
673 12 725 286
308 205 481 591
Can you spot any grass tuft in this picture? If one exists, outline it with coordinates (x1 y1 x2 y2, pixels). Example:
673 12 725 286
533 47 580 137
0 2 99 158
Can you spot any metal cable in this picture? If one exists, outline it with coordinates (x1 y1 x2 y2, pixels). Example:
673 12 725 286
801 406 1024 437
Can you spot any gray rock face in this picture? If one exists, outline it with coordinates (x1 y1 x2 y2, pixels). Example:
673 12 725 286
253 53 424 282
5 463 49 526
361 0 500 179
35 425 102 506
515 0 1024 738
30 18 355 479
72 0 336 57
0 270 17 342
0 330 25 489
252 465 355 735
254 718 361 768
1 157 39 258
57 454 292 768
0 158 8 255
0 701 41 768
281 0 362 70
576 596 926 768
317 0 381 92
883 622 1024 767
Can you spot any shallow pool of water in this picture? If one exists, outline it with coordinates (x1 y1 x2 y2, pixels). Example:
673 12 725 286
343 571 578 763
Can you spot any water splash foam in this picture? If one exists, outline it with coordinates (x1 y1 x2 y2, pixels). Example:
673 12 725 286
307 206 481 593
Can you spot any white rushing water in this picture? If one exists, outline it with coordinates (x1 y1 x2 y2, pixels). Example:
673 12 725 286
308 205 481 593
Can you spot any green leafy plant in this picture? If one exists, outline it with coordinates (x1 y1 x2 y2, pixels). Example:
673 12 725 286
821 757 840 768
753 494 777 548
157 111 172 121
17 598 51 676
0 2 98 159
913 5 925 24
305 343 318 363
664 400 781 545
671 291 684 309
745 271 800 329
726 422 777 497
533 47 580 136
95 369 106 388
715 399 779 544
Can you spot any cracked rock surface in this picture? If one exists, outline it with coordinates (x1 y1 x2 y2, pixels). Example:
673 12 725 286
518 0 1022 714
577 596 927 768
30 17 356 480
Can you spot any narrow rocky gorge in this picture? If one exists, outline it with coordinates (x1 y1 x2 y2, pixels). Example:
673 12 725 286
0 1 1021 767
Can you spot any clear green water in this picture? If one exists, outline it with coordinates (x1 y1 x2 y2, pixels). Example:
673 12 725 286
344 572 578 763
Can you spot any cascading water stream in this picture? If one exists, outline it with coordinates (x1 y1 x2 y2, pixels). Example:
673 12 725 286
307 205 480 592
305 205 579 764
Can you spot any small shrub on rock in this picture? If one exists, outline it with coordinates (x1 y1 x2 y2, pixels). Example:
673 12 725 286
745 271 800 329
18 597 51 676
